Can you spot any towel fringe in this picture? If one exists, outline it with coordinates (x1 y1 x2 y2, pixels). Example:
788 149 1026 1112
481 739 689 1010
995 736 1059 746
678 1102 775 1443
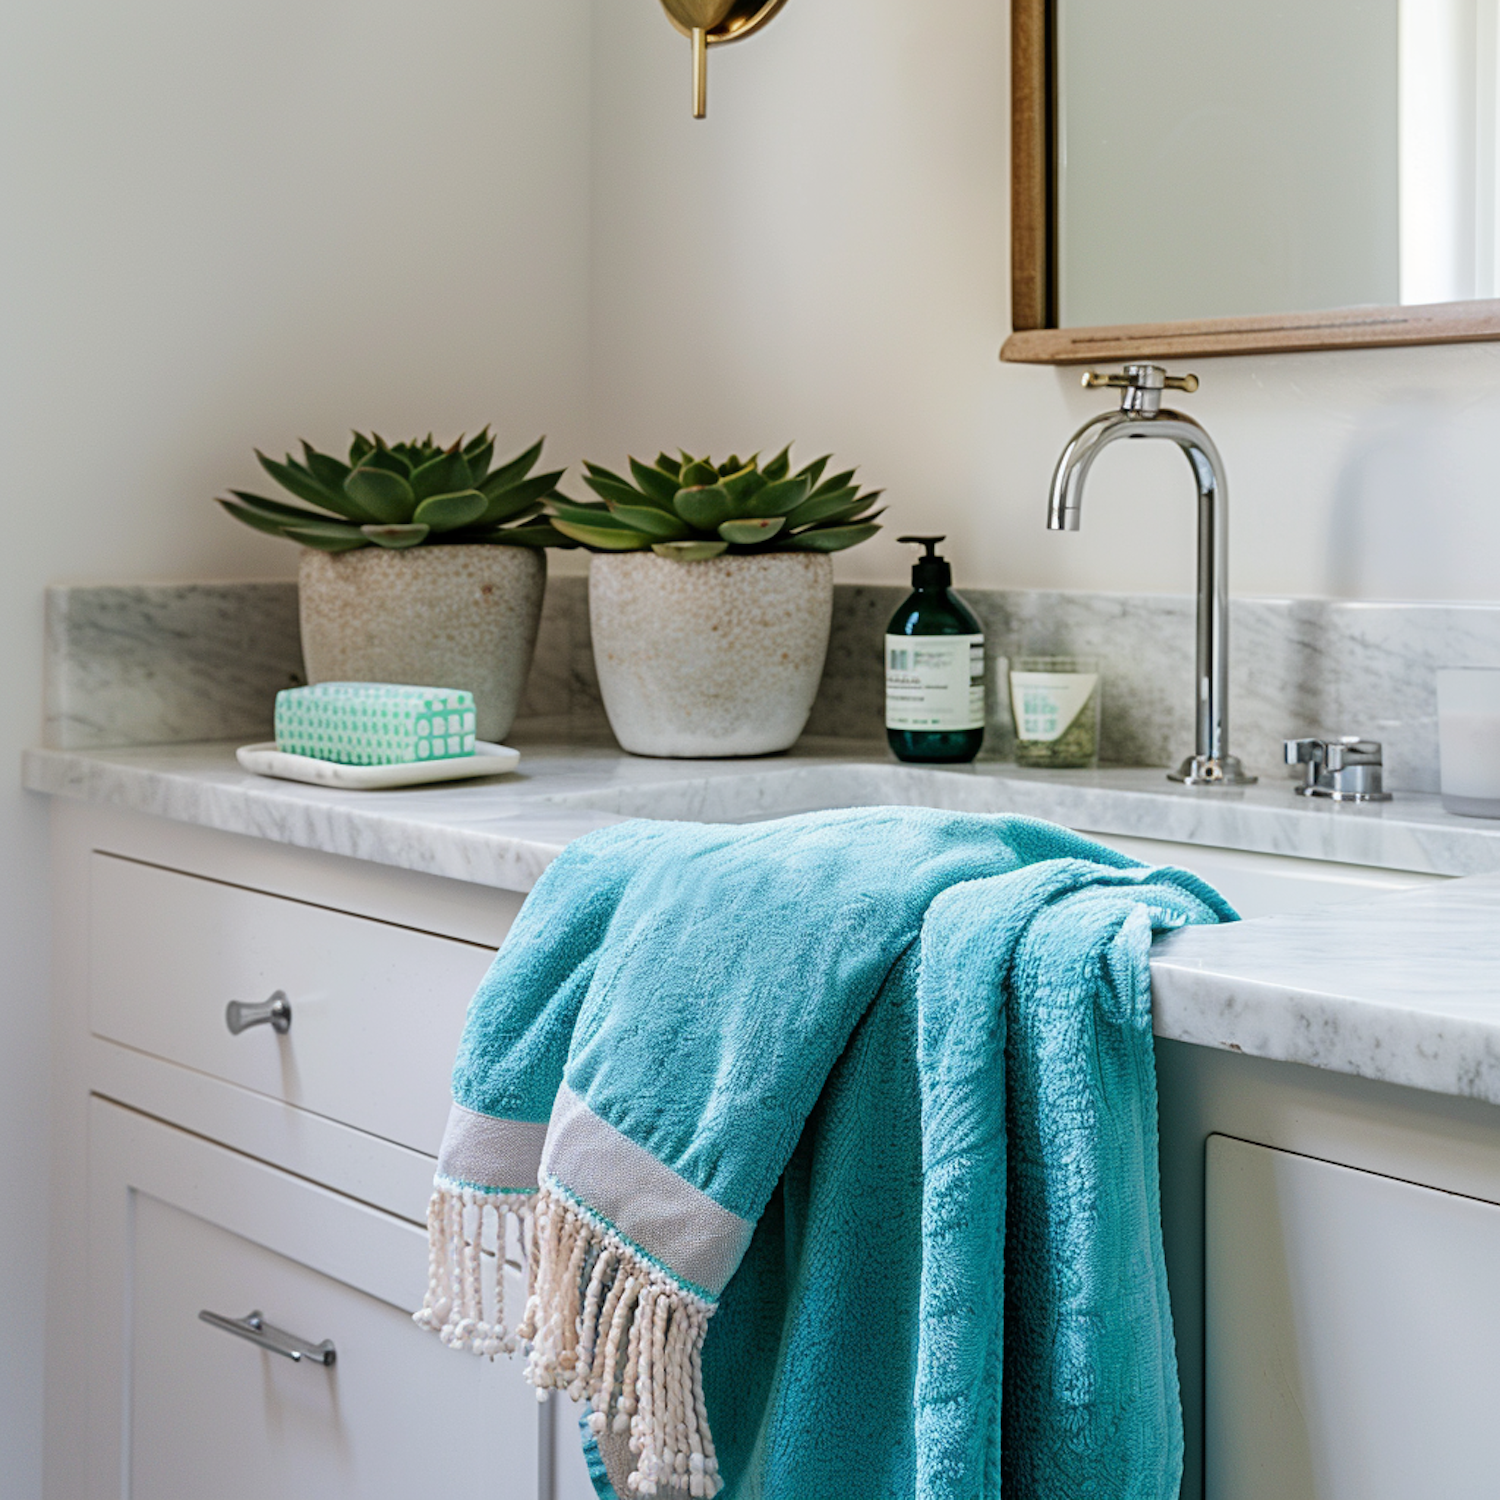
412 1181 535 1358
417 1178 721 1495
520 1182 723 1497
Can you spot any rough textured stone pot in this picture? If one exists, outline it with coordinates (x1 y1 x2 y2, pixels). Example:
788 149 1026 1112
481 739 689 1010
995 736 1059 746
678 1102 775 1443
590 551 834 757
298 545 545 743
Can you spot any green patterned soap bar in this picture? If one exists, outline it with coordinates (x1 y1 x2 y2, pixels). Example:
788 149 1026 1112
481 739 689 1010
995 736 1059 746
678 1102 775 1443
274 682 477 766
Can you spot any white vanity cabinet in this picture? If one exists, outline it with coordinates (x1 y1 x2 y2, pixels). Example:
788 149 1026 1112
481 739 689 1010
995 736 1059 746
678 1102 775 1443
44 765 1500 1500
1206 1135 1500 1500
1157 1040 1500 1500
44 802 597 1500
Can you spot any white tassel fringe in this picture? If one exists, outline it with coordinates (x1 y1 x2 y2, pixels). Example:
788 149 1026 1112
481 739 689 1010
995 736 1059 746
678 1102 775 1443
418 1178 722 1497
519 1183 722 1498
413 1182 536 1358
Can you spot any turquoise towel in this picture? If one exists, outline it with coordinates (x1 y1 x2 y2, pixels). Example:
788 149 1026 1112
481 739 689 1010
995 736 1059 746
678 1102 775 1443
417 808 1232 1498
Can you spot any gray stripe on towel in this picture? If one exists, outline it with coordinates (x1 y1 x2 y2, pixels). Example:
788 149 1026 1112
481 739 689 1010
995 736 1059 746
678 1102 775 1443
437 1103 548 1191
542 1081 754 1300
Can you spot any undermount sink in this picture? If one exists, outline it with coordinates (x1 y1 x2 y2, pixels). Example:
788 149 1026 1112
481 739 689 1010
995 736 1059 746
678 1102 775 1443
1077 833 1439 920
541 761 1446 920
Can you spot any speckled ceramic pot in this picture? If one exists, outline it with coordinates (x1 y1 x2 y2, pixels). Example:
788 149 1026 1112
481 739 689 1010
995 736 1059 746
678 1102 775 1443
590 551 834 758
298 545 545 743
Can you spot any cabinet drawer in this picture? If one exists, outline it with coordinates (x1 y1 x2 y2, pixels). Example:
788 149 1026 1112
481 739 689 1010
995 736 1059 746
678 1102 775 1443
89 853 500 1154
89 1099 539 1500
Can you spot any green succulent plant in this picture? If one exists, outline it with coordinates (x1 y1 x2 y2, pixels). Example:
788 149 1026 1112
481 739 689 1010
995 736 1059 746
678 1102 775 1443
217 430 570 552
549 447 884 561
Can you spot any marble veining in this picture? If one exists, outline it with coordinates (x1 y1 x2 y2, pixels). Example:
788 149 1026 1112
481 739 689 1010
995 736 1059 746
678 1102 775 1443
47 579 1500 789
25 738 1500 1105
45 582 305 750
1152 875 1500 1105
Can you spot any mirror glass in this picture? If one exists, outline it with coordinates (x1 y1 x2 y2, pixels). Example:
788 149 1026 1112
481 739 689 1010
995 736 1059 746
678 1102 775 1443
1056 0 1500 328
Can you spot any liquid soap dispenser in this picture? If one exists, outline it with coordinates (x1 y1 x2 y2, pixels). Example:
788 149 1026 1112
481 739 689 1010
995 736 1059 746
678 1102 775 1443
885 535 985 764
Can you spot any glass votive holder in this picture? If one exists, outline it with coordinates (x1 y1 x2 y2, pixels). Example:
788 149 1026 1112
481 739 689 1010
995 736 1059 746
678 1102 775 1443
1009 656 1102 769
1437 667 1500 818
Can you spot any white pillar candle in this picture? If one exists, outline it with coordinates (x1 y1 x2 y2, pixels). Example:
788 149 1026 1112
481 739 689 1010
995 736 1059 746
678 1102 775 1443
1437 669 1500 818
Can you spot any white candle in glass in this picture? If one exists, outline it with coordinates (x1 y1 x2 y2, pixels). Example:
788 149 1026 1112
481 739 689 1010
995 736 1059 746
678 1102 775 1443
1437 668 1500 818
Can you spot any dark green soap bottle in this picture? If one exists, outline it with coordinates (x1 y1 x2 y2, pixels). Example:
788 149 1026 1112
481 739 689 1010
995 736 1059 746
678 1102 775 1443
885 536 985 764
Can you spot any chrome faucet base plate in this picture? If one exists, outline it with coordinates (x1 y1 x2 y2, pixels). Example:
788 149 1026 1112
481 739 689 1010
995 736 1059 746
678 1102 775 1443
1169 755 1258 787
1294 785 1393 804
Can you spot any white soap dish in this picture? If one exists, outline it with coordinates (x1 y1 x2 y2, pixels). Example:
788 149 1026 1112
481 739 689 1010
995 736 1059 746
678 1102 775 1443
236 741 521 790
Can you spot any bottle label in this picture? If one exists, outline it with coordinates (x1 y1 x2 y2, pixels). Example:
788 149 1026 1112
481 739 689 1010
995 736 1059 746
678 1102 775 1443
885 634 985 731
1009 671 1099 743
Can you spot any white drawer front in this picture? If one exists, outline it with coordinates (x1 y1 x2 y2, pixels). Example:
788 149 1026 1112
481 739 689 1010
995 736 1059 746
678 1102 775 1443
89 853 500 1155
90 1100 539 1500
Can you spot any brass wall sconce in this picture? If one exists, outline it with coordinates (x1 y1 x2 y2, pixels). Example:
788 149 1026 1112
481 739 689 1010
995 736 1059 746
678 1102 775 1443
658 0 787 118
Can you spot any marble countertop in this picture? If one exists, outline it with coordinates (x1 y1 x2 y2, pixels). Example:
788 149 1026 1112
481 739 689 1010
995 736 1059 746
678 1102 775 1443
23 735 1500 888
23 736 1500 1107
1152 876 1500 1105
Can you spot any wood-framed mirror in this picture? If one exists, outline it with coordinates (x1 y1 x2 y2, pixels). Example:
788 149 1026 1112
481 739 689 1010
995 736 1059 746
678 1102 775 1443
1003 0 1500 364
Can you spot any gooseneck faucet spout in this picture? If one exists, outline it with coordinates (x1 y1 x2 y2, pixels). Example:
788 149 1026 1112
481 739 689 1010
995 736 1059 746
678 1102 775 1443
1047 363 1255 787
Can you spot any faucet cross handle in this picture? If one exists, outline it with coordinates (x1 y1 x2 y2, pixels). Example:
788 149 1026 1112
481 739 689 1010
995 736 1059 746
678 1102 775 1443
1083 364 1199 416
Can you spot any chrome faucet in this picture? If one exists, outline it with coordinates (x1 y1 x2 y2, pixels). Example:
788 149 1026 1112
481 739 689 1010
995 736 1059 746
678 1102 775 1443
1047 363 1255 787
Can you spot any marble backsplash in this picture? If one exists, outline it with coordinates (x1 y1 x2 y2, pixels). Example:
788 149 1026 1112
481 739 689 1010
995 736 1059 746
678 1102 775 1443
45 582 306 752
817 586 1500 794
43 577 1500 793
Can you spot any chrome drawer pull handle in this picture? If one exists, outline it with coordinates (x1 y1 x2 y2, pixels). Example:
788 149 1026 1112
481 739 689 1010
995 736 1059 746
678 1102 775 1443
225 990 291 1036
198 1308 335 1366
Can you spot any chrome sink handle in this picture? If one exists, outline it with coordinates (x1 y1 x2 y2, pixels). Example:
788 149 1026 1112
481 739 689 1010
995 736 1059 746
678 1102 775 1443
1083 363 1199 415
225 990 291 1036
1285 737 1393 803
198 1308 336 1366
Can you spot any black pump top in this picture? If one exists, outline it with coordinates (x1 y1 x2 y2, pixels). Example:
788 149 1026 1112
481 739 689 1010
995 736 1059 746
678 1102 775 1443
898 534 952 590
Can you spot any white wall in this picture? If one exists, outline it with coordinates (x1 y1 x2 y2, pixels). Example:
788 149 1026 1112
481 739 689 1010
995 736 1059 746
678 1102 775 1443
0 2 590 1493
588 0 1500 606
